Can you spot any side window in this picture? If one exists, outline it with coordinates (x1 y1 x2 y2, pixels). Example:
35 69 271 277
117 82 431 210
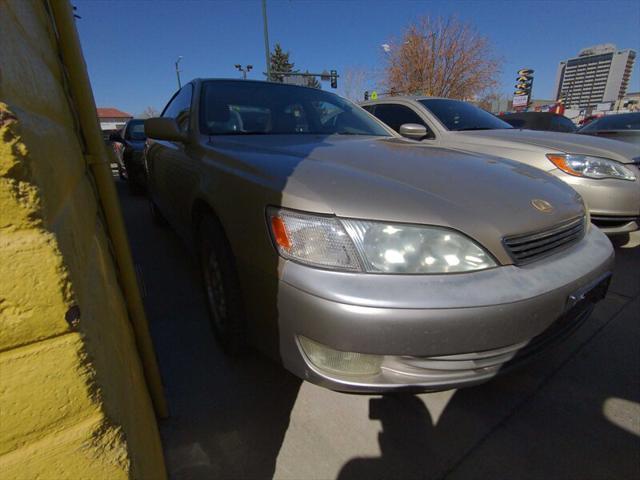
361 105 376 114
373 104 433 137
161 84 193 133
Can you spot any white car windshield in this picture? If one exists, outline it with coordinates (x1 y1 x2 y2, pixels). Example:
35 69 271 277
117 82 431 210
419 99 513 132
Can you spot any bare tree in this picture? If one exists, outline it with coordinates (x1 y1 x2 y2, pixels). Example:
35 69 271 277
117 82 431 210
341 67 369 102
476 91 509 112
384 16 502 99
139 106 159 118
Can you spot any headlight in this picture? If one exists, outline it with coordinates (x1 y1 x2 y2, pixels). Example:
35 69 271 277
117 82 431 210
268 208 497 274
547 154 636 181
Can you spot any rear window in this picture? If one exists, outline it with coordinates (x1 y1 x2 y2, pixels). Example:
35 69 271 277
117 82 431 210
126 120 146 140
580 113 640 132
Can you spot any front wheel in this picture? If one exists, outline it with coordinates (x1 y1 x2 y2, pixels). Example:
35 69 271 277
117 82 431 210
198 214 247 355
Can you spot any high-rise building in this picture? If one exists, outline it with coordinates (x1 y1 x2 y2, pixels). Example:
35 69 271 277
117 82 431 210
553 44 635 110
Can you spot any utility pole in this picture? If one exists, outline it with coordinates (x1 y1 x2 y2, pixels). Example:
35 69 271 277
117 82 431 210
175 56 183 89
235 64 253 80
262 0 271 81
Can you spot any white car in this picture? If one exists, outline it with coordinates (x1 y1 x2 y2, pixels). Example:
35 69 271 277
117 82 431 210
362 97 640 235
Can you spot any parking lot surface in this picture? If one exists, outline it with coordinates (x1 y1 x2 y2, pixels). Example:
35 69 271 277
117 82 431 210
116 178 639 480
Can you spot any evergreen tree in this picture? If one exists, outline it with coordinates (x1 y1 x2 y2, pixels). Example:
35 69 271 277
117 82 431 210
269 43 295 82
305 71 321 89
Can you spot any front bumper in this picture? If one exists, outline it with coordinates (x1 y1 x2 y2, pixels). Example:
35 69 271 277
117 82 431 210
277 227 614 393
549 166 640 234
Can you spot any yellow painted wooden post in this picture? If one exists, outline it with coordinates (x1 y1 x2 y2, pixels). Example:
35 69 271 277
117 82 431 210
0 1 167 477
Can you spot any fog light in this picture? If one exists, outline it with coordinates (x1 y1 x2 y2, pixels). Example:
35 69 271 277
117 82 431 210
298 336 383 375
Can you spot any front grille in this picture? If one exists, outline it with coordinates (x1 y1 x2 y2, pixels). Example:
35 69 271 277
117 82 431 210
503 216 586 265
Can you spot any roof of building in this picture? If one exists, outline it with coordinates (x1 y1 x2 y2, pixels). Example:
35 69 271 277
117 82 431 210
97 107 132 118
578 44 616 57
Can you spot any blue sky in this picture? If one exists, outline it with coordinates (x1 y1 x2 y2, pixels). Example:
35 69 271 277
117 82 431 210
75 0 640 116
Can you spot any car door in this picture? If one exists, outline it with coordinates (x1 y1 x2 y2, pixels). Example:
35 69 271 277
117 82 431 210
368 103 435 140
146 84 198 233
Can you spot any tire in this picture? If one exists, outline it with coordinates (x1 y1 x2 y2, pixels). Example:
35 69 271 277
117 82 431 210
197 214 247 355
148 197 168 227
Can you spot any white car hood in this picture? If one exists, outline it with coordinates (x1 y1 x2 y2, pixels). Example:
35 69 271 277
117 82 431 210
453 129 640 164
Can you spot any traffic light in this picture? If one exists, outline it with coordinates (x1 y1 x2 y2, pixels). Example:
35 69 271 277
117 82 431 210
364 91 369 101
330 70 338 89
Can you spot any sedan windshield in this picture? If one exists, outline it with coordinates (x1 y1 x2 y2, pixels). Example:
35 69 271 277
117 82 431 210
419 99 513 132
200 80 390 137
579 113 640 132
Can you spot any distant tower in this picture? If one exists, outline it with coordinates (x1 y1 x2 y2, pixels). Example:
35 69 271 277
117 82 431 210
553 44 635 110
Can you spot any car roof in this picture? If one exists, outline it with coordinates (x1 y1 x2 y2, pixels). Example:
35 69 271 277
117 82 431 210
191 77 328 93
361 95 450 104
501 112 559 118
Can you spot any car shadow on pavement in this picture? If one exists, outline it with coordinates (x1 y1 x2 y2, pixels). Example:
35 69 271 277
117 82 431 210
338 239 640 480
338 378 638 480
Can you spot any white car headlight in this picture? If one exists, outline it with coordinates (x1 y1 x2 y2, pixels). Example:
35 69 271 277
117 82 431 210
268 208 497 274
547 154 636 181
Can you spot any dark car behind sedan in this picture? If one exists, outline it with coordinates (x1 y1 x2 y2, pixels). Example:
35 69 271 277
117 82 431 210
500 112 577 133
578 112 640 146
110 119 147 193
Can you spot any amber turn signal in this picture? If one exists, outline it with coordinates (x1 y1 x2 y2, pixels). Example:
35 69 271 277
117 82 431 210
270 215 292 250
546 154 583 177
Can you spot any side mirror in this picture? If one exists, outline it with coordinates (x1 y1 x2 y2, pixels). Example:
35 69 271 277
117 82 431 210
399 123 428 140
144 117 187 142
109 131 122 142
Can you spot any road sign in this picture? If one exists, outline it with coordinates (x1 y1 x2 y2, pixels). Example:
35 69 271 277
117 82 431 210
514 68 534 106
513 95 528 108
371 91 378 100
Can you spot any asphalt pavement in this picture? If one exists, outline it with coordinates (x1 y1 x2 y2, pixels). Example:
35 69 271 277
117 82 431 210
115 177 639 480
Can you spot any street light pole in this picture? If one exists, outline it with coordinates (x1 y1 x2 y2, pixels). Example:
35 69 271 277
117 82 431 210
175 56 183 89
235 64 253 80
262 0 271 81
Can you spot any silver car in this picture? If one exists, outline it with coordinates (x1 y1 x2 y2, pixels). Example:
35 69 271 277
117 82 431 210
361 97 640 235
144 79 613 393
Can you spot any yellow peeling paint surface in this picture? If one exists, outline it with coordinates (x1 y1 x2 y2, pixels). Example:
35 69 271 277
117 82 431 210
0 1 165 478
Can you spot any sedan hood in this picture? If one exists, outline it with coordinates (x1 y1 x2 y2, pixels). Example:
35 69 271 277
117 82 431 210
208 135 584 260
456 129 640 163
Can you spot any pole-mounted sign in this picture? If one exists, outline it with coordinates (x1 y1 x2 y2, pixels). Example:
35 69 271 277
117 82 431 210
513 68 534 110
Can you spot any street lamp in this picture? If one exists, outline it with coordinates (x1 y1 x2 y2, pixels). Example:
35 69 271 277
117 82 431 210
262 0 271 81
175 56 183 89
235 64 253 80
